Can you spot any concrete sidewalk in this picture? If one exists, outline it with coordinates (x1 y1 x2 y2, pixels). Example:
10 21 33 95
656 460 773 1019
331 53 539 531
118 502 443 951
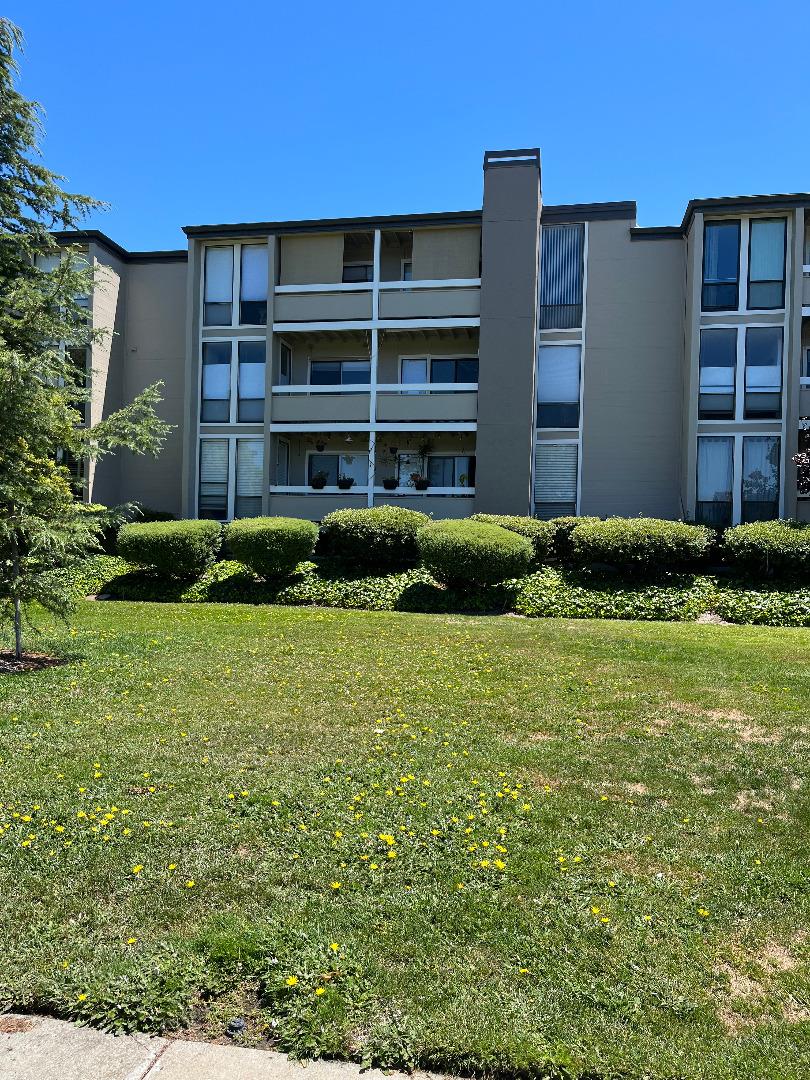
0 1014 435 1080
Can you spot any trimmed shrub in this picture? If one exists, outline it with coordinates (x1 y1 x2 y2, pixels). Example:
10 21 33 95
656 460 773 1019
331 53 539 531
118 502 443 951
226 517 318 579
117 519 221 579
722 520 810 578
318 505 430 569
417 519 532 586
548 516 601 560
570 517 713 575
470 514 554 563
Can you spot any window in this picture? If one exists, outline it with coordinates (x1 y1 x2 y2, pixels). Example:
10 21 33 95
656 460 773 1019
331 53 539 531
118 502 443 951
308 453 368 486
534 443 577 518
744 327 782 419
427 455 476 488
537 345 580 428
748 219 786 310
402 259 413 281
278 341 292 386
199 439 229 519
430 357 479 385
34 252 61 273
200 341 231 422
235 439 263 518
696 437 734 528
204 246 233 326
397 453 422 486
237 341 265 422
310 359 370 386
69 348 88 424
702 221 740 311
240 245 268 324
804 347 810 380
401 358 427 394
539 223 584 329
342 262 373 283
276 438 289 485
699 329 736 419
742 436 780 522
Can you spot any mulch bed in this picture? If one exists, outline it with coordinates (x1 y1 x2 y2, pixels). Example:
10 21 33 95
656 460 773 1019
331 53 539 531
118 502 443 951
0 651 66 674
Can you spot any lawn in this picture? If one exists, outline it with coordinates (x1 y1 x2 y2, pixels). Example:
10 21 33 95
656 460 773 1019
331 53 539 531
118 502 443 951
1 602 809 1079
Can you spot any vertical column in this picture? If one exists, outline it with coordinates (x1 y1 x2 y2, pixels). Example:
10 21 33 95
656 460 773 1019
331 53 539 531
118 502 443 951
369 229 381 508
182 237 203 518
474 150 542 515
262 236 277 514
783 207 804 520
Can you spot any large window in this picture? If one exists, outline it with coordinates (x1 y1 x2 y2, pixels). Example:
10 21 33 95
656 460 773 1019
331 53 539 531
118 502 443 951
310 359 370 386
342 262 373 283
308 453 368 487
534 443 578 518
427 455 476 488
702 220 740 311
198 439 229 519
200 341 231 422
696 437 734 528
240 246 268 325
698 329 736 420
742 436 780 522
539 223 584 329
400 356 478 394
748 219 786 310
744 326 782 419
203 247 233 326
237 341 265 422
537 345 581 428
278 341 292 386
235 439 263 517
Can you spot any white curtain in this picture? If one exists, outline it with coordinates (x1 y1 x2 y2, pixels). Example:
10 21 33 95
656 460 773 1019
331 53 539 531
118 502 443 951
240 245 268 302
204 246 233 303
537 346 581 404
742 437 779 500
697 438 733 502
749 220 785 282
236 440 263 497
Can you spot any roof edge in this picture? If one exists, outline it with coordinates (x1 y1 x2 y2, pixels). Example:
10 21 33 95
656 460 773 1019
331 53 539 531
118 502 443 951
52 230 187 263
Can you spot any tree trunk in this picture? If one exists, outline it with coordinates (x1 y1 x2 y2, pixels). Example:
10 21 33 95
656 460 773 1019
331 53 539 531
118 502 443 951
13 597 22 661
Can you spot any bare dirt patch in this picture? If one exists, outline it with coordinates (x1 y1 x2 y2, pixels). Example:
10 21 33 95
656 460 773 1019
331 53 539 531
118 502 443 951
732 790 776 813
0 1015 35 1033
0 651 66 675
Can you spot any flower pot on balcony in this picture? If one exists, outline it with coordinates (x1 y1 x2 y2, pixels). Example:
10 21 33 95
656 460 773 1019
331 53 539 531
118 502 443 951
337 476 355 491
382 477 398 491
310 473 328 490
414 477 430 491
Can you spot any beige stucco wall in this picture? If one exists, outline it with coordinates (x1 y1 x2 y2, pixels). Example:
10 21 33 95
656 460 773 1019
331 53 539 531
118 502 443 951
580 220 686 518
411 227 480 280
279 234 344 285
86 244 126 505
274 290 372 322
378 286 479 320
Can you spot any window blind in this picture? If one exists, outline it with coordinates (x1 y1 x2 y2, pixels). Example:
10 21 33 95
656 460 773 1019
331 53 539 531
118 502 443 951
236 440 264 497
240 245 268 302
537 345 581 403
534 443 578 503
204 247 233 303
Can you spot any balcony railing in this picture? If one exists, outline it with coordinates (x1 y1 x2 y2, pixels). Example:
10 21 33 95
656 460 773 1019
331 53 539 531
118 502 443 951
271 383 477 395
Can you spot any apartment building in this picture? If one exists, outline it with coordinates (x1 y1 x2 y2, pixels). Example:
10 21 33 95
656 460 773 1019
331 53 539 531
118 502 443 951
62 148 810 526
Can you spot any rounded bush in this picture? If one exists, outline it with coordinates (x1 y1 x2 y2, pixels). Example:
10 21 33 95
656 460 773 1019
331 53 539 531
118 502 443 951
318 505 430 569
548 516 601 560
226 516 318 579
722 520 810 578
570 517 712 574
117 519 222 579
470 514 555 563
417 519 533 586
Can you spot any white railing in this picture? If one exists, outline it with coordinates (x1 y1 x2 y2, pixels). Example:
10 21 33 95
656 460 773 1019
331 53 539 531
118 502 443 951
269 485 474 496
271 383 477 394
273 277 480 295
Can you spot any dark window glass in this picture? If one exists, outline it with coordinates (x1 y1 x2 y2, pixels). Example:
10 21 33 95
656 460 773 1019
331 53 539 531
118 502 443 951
341 360 370 385
310 360 370 385
308 454 339 485
748 218 786 310
699 328 737 419
702 221 740 311
237 341 265 423
430 357 479 390
744 326 782 419
537 403 580 427
310 361 341 386
201 341 231 422
342 263 373 283
239 245 268 325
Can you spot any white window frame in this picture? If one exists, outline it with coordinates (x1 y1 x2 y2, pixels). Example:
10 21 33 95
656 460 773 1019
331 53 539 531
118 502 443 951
201 241 269 329
697 323 785 425
304 448 370 491
397 352 480 392
200 336 266 426
197 435 265 521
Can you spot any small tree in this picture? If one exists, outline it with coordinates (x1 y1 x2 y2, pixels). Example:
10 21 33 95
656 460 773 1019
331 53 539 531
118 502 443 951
794 424 810 498
0 19 170 658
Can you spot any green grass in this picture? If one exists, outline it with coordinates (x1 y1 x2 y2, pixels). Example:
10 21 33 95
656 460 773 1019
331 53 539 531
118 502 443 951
1 602 809 1078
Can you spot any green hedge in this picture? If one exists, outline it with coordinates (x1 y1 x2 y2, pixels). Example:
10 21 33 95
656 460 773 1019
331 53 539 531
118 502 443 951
318 505 430 569
417 519 533 586
548 516 601 560
722 520 810 578
117 520 222 579
570 517 713 575
225 517 317 579
470 514 554 563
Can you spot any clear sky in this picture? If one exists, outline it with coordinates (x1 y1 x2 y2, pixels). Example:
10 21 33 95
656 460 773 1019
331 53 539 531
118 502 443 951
7 0 810 251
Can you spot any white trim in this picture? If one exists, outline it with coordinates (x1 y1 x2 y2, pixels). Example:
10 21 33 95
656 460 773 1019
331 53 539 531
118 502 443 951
372 487 474 496
269 382 478 395
380 381 478 394
269 486 474 497
268 422 476 433
272 317 480 333
271 486 370 495
377 277 480 291
201 240 269 330
272 383 370 394
274 281 372 294
200 335 266 425
273 277 480 294
197 433 265 521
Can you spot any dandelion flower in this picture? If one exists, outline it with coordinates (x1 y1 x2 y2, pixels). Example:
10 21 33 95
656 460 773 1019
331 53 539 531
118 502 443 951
286 976 298 987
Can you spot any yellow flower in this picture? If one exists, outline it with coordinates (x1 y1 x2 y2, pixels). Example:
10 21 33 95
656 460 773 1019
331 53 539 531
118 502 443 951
329 942 340 952
330 881 342 890
77 993 88 1002
286 976 298 986
185 880 195 888
591 906 600 915
132 865 143 874
387 850 397 859
168 863 176 870
697 908 710 917
314 987 326 996
126 937 137 945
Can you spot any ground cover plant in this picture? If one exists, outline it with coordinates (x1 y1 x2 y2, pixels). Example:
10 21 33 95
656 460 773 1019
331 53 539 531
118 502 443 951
0 602 809 1079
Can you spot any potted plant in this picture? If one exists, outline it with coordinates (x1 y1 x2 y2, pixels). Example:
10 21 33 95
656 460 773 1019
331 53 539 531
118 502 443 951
310 471 328 490
337 474 355 491
382 476 398 491
414 476 430 491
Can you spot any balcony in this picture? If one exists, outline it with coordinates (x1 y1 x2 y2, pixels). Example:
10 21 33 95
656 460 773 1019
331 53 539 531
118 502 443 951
273 284 373 325
269 383 478 427
378 280 480 322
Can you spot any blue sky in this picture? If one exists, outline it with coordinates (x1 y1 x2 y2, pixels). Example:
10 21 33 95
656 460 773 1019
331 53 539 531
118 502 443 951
8 0 810 250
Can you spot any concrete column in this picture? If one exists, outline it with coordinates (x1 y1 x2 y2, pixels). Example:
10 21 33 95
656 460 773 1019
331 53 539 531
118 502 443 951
474 149 541 515
262 236 278 512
